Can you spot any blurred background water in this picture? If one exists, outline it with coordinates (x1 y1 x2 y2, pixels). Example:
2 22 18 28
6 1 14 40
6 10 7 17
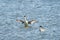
0 0 60 40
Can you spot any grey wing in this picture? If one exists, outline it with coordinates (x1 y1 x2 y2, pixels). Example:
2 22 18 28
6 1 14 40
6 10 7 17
16 20 24 23
28 20 37 24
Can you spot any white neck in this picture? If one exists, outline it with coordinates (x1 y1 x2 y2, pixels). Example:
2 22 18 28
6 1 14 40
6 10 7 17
24 17 27 21
24 17 28 23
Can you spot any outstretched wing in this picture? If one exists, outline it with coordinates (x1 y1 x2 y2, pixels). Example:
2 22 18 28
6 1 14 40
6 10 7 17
16 20 24 23
28 20 37 24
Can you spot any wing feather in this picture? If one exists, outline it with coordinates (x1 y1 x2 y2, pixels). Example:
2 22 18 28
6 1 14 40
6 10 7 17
28 20 37 24
16 20 24 23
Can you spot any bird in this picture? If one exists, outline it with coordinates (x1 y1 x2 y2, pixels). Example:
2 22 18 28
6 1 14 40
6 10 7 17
16 16 37 28
39 26 46 32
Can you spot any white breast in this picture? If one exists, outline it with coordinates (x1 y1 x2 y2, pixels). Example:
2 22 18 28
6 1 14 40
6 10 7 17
25 21 28 24
40 27 46 32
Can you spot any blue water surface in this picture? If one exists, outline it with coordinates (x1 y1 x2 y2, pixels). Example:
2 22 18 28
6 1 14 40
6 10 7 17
0 0 60 40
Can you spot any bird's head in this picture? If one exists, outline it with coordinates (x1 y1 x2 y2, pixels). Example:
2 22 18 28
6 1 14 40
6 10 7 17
24 16 26 17
40 26 42 27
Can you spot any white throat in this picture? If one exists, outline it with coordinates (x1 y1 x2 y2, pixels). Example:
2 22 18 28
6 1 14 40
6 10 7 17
24 16 28 23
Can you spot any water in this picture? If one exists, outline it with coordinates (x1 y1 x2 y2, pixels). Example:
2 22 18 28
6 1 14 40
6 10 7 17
0 0 60 40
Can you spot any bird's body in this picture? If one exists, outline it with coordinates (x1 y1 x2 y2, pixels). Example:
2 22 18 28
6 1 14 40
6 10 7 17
39 26 46 32
24 20 29 28
16 16 37 28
